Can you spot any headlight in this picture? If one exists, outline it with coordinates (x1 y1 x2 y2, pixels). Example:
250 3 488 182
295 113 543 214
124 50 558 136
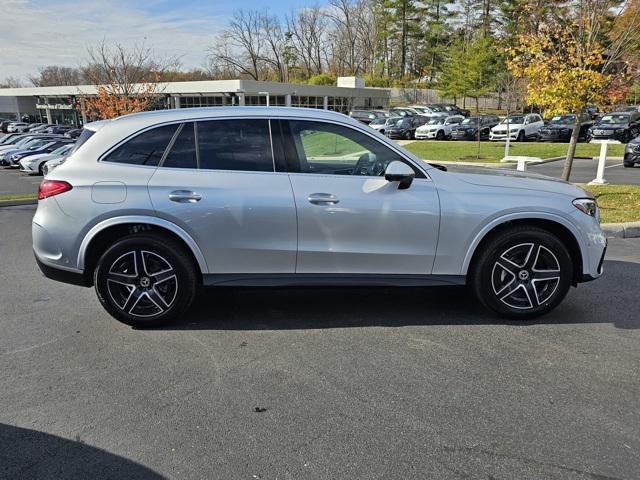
573 198 598 219
615 129 625 133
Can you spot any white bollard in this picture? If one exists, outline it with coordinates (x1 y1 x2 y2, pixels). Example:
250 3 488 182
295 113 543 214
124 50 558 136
589 141 612 185
517 157 527 171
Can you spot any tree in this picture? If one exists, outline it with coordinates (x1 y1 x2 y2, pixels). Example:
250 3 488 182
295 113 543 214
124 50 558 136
0 76 24 88
439 35 500 157
80 41 177 119
28 66 85 87
508 0 638 180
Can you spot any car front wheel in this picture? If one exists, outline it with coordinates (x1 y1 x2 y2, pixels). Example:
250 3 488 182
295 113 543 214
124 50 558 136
470 226 573 319
94 234 198 327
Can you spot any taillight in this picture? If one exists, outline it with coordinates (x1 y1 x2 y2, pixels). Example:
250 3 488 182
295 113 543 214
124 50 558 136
38 180 72 200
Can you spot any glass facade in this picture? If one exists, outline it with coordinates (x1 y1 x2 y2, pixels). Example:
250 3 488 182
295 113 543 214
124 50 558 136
179 96 226 108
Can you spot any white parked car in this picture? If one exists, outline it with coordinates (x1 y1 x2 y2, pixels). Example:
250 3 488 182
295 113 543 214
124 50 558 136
490 113 544 142
7 122 29 133
43 155 68 176
415 115 465 140
19 144 75 175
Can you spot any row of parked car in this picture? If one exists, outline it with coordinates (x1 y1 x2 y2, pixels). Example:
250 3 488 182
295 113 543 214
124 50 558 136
0 119 81 137
350 105 640 144
0 132 77 175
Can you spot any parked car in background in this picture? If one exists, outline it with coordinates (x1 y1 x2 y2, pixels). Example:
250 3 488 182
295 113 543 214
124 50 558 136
0 133 25 145
588 112 640 143
1 120 15 132
46 125 73 134
538 114 593 142
624 135 640 167
30 124 55 133
620 105 640 113
64 128 83 138
5 139 74 168
369 116 399 136
386 115 428 139
409 105 449 117
432 104 471 117
415 115 465 140
33 107 606 326
7 122 29 133
0 135 60 154
0 137 65 165
389 107 419 118
349 110 385 125
490 113 544 142
19 143 75 175
450 115 500 140
42 154 69 176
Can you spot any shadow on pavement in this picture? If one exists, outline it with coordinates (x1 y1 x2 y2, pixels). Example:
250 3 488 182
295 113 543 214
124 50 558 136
0 423 165 480
160 260 639 331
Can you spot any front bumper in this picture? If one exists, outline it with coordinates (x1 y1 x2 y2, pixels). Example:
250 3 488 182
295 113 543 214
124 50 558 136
589 129 627 141
19 161 37 173
490 131 519 141
539 130 571 142
386 130 408 139
415 130 438 139
450 131 476 140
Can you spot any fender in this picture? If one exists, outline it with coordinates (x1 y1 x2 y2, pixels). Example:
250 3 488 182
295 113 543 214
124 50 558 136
461 211 588 275
77 215 209 273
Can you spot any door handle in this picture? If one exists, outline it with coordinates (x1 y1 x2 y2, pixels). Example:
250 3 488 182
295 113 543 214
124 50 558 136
308 193 339 205
169 190 202 203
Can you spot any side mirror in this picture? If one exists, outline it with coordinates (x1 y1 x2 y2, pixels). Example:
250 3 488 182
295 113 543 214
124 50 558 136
384 160 415 190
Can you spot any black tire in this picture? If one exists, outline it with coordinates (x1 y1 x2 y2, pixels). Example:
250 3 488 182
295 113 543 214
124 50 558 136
38 162 44 176
93 234 198 327
624 162 634 168
436 130 445 140
469 226 573 319
516 130 525 142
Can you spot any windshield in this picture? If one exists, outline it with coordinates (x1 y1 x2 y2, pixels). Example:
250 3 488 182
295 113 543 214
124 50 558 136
461 118 478 125
429 105 444 112
394 118 412 127
550 115 575 125
27 140 52 150
501 115 525 124
426 118 445 125
598 114 629 125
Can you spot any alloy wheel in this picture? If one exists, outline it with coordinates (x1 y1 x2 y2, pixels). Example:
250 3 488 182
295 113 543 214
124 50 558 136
491 243 561 310
106 250 178 318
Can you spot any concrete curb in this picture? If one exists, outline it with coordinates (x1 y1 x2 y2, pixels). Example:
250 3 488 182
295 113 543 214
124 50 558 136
0 199 37 207
601 221 640 238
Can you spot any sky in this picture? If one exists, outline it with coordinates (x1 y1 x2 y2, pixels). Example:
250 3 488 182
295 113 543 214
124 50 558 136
0 0 313 81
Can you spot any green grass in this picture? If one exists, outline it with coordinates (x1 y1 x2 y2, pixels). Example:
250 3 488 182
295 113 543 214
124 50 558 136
301 131 363 158
0 194 37 202
579 184 640 224
404 140 626 163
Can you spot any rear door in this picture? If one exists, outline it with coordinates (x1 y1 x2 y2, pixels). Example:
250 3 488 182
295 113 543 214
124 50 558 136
147 118 297 274
281 119 440 275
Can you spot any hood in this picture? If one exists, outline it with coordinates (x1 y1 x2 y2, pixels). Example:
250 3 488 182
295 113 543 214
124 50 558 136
593 123 628 129
442 164 588 197
493 123 524 130
19 152 50 162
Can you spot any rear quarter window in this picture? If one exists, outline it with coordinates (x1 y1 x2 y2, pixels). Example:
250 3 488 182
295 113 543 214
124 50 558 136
103 124 178 166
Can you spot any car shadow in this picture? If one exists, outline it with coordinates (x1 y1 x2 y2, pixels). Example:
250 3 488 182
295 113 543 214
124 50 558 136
0 423 165 480
155 260 639 331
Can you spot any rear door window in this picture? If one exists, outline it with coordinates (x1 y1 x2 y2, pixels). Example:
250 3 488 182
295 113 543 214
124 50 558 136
197 119 273 172
103 124 177 166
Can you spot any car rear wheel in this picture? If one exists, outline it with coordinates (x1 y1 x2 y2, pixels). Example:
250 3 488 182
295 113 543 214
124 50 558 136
94 234 198 327
470 226 573 319
516 130 525 142
436 130 445 140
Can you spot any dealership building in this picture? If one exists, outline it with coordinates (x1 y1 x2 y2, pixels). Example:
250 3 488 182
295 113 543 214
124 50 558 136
0 77 389 126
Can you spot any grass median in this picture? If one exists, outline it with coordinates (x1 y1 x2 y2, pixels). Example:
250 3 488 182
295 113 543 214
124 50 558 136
0 193 38 202
404 140 626 163
579 184 640 225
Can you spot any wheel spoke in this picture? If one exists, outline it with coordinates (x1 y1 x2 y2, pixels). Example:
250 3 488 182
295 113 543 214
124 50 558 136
107 271 136 286
522 244 539 270
150 268 176 285
495 260 518 276
147 288 170 310
523 282 540 308
122 287 144 313
532 270 560 281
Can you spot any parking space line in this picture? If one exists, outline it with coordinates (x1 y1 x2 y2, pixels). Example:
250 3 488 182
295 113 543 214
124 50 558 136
605 163 623 169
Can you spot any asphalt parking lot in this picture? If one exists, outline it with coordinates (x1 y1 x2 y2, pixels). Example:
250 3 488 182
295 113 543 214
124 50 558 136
526 157 640 185
1 204 639 479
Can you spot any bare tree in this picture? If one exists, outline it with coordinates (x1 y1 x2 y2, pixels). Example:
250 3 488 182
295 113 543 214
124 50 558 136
28 66 85 87
0 76 24 88
287 6 328 78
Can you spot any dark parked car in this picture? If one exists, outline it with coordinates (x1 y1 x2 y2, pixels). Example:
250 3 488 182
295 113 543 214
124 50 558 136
538 114 593 142
64 128 83 138
432 104 471 117
385 115 428 139
349 110 385 125
450 115 499 140
588 112 640 143
624 135 640 167
46 125 73 134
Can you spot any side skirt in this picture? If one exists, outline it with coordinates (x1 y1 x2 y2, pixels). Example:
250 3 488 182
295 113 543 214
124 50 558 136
202 273 467 288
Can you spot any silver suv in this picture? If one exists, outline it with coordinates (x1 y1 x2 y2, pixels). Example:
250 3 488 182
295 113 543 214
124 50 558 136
33 107 606 327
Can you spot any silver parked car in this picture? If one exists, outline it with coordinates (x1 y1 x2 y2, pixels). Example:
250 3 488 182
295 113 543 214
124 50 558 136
33 107 606 327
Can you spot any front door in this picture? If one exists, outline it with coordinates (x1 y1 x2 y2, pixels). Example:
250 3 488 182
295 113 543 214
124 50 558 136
283 120 440 275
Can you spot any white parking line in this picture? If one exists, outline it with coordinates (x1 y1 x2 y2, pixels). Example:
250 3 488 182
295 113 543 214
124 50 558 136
605 163 623 169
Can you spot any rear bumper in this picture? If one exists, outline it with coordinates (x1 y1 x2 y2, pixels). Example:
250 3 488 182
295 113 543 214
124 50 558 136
35 253 89 287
